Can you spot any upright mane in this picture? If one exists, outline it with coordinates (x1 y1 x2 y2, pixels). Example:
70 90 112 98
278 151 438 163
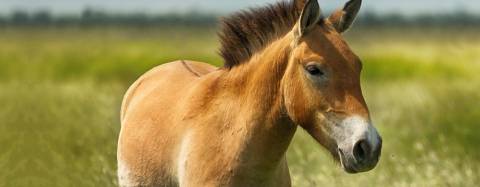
219 0 304 68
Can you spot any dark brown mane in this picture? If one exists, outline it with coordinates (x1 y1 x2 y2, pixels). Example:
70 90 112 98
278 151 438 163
219 0 303 68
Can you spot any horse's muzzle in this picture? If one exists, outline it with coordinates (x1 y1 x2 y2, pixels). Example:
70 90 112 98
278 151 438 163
339 133 382 173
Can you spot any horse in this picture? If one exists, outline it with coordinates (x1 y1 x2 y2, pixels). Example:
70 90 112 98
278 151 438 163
117 0 382 186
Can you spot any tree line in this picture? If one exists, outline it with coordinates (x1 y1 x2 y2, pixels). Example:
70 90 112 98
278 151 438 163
0 9 217 27
0 9 479 27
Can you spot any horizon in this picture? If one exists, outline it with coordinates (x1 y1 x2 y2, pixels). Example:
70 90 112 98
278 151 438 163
0 0 479 16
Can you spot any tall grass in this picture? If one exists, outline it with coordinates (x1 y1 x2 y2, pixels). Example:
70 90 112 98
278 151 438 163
0 27 479 186
0 81 122 186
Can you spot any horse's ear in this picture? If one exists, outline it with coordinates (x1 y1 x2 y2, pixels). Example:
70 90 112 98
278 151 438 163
296 0 322 37
328 0 362 33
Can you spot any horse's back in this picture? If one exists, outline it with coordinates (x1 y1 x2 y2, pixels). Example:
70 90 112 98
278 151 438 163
118 60 216 186
121 60 216 121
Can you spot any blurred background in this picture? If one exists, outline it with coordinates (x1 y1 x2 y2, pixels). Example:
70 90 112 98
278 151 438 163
1 0 479 186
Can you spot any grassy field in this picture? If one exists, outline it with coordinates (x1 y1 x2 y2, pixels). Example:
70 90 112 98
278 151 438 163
1 26 479 187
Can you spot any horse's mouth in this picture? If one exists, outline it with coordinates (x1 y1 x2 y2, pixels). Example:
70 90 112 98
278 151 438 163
337 145 381 174
337 148 359 173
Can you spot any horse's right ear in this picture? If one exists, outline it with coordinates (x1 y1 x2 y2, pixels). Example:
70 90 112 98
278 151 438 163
296 0 322 37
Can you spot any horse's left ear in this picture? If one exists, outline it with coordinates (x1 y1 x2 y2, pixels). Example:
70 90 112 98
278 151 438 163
328 0 362 33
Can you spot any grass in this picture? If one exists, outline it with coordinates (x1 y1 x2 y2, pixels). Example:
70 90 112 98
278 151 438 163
0 27 479 186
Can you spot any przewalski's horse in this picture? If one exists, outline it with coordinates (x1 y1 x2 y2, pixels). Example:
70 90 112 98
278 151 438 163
118 0 382 186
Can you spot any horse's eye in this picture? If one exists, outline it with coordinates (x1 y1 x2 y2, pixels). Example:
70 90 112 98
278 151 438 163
306 65 324 76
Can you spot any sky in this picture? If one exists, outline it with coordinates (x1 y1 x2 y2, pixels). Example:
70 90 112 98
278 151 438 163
0 0 479 16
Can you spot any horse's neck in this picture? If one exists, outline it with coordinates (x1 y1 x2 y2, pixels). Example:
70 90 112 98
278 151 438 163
216 34 297 171
225 34 294 124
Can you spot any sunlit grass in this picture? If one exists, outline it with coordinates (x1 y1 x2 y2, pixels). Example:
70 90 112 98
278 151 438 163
0 27 479 186
0 81 122 187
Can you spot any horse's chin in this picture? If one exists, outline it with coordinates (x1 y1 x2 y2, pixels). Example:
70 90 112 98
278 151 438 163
327 147 353 173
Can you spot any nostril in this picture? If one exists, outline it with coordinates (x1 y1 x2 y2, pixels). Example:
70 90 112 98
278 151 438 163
353 140 371 163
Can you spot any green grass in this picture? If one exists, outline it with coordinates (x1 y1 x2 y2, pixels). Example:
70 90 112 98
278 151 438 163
1 27 479 186
0 81 121 186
